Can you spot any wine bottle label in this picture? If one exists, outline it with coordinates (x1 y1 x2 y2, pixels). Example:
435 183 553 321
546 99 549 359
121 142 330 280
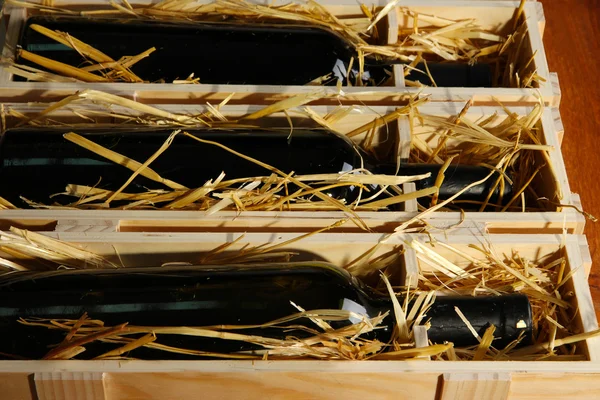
332 60 371 84
340 162 353 173
341 298 369 324
333 59 348 82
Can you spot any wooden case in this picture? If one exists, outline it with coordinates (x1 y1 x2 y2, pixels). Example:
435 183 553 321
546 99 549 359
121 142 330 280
0 1 595 399
0 100 584 234
0 231 597 400
0 0 558 106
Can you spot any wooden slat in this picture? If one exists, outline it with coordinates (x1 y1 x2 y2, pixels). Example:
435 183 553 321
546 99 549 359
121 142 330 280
440 373 511 400
0 83 561 106
397 115 411 161
535 1 546 38
552 107 565 146
522 3 555 106
0 8 26 82
19 231 406 271
564 242 600 361
541 105 573 205
0 208 583 235
579 233 593 278
386 5 399 45
549 72 562 107
413 325 431 360
393 64 405 88
103 371 440 400
0 358 599 400
510 373 600 400
0 373 36 400
34 372 105 400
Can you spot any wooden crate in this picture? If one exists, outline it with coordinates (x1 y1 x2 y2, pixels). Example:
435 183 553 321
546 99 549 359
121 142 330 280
0 0 558 106
0 231 597 400
0 100 584 234
0 1 594 399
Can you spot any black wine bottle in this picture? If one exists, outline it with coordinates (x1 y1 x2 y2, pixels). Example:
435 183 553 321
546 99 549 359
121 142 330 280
405 62 492 87
0 263 532 359
0 127 512 208
17 15 491 87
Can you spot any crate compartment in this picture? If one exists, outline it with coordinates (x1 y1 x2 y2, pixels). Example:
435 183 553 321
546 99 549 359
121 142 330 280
0 0 557 105
0 231 596 399
0 97 582 234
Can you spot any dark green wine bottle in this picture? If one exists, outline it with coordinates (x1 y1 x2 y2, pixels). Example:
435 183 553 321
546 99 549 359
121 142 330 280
17 15 491 87
0 263 532 359
0 127 512 209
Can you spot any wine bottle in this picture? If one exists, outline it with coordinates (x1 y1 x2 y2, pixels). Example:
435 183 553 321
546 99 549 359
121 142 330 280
0 127 512 208
17 15 491 87
405 62 492 87
0 262 532 359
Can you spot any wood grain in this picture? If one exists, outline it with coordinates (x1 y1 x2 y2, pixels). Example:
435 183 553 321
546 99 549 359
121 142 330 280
440 373 511 400
540 0 600 320
510 373 600 400
0 373 36 400
34 372 105 400
104 372 440 400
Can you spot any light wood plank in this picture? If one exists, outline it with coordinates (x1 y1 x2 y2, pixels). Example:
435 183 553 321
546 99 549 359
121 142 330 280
4 358 600 375
0 361 599 400
578 233 593 278
413 325 431 360
34 372 105 400
393 64 405 88
552 108 564 146
535 1 546 38
103 371 440 400
386 6 399 45
510 373 600 400
564 242 600 361
0 8 26 82
440 372 511 400
0 373 36 400
549 72 562 107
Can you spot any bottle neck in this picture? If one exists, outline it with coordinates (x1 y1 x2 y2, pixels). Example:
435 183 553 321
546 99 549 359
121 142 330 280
381 294 533 348
371 162 513 206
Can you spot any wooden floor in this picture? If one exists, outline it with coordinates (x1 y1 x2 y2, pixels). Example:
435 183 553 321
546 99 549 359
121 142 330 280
540 0 600 318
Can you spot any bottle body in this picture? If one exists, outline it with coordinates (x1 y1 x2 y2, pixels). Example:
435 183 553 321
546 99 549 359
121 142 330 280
0 263 532 359
18 16 357 85
18 16 492 87
0 263 387 358
405 62 492 87
0 127 361 206
0 127 512 209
